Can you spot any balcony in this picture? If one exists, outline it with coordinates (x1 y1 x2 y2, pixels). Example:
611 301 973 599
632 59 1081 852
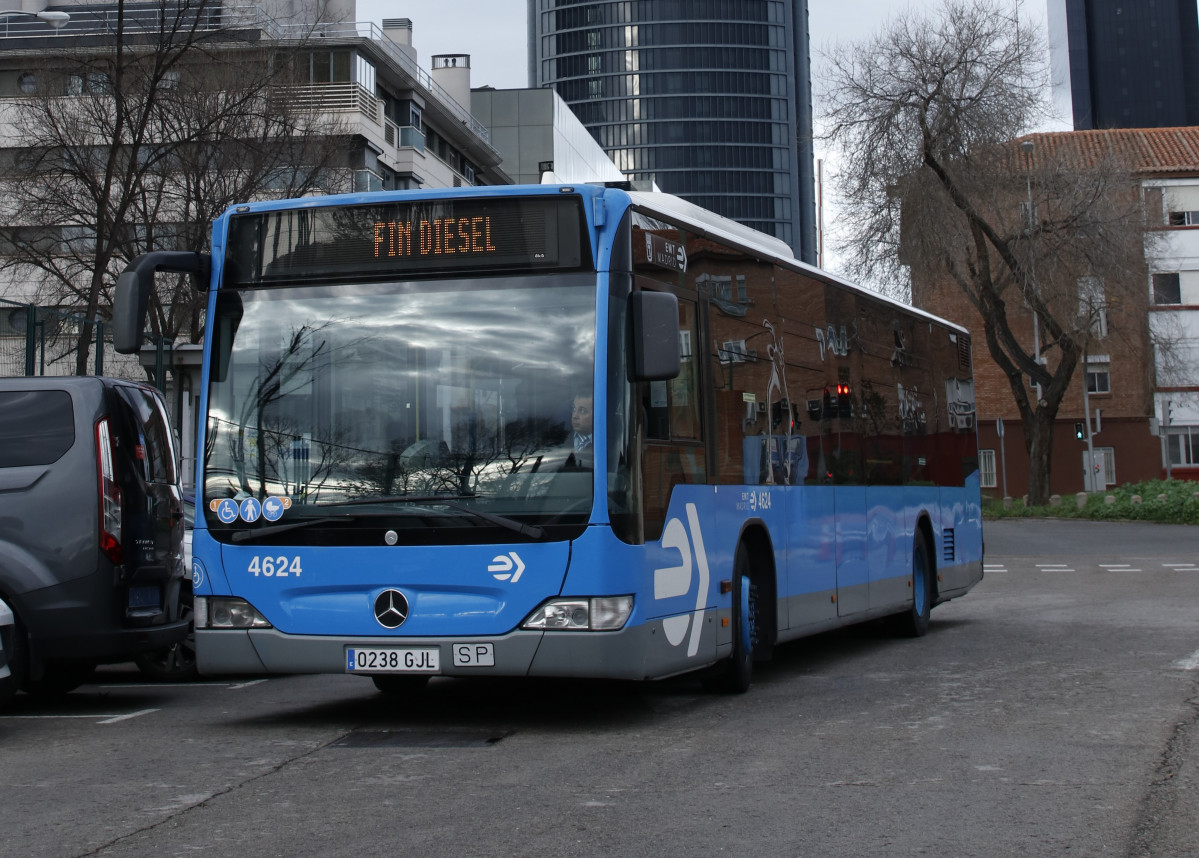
272 83 485 187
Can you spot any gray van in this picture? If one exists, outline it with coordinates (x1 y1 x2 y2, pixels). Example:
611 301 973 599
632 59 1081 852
0 376 189 706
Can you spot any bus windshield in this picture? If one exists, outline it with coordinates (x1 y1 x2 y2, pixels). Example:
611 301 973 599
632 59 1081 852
203 274 597 544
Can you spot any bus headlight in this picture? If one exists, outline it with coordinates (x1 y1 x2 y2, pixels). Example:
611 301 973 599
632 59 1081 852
194 596 272 629
521 596 633 631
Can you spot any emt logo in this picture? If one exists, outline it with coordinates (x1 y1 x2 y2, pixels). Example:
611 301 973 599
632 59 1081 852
653 503 709 658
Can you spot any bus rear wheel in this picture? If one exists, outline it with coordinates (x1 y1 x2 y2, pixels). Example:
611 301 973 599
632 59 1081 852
371 675 431 697
892 533 933 638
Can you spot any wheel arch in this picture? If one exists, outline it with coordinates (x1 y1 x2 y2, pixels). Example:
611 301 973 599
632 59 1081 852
736 519 777 655
914 511 939 603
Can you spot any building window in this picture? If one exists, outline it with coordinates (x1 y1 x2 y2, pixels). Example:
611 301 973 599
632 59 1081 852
17 72 36 94
1152 272 1182 305
1085 356 1111 394
1167 427 1199 466
1168 210 1199 226
355 54 376 93
979 449 997 488
1077 276 1107 337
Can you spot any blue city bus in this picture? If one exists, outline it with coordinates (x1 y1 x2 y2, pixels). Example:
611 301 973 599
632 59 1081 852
114 184 983 694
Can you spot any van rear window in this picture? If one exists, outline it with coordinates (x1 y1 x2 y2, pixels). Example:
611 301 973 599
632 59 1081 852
117 386 178 484
0 390 75 467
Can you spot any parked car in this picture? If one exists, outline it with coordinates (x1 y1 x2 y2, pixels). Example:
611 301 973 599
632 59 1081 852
135 492 198 680
0 376 189 706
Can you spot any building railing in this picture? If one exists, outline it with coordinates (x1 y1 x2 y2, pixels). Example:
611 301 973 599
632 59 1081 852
273 84 427 158
385 119 426 153
275 82 381 124
1 7 492 147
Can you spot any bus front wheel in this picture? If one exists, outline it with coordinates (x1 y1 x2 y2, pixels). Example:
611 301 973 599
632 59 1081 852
715 542 756 694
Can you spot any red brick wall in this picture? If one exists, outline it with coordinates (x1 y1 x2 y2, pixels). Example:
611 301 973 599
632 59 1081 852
910 243 1157 496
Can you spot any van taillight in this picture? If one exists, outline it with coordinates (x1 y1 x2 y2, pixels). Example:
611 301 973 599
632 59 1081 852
96 417 123 564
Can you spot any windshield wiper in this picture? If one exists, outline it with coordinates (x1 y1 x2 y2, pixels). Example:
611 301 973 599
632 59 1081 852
442 503 544 540
265 494 545 540
231 516 351 544
315 493 478 507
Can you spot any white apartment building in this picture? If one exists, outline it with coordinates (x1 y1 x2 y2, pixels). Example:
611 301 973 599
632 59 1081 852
1148 172 1199 479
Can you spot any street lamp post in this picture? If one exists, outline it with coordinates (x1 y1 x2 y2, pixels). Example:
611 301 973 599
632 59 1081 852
1021 138 1041 403
0 9 70 29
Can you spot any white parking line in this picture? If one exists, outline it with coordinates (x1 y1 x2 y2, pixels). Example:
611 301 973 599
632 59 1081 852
0 708 159 724
1037 564 1075 572
97 681 238 689
1174 651 1199 671
97 708 159 724
1100 564 1143 572
229 679 268 690
1163 564 1199 571
0 714 122 720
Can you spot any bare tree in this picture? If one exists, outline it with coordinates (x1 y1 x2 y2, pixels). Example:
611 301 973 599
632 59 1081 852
819 0 1156 504
2 0 347 373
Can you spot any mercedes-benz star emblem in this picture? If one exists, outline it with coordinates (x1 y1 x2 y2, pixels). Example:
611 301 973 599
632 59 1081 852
373 589 410 629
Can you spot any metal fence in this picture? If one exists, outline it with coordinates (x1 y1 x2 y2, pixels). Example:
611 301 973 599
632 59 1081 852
0 298 164 386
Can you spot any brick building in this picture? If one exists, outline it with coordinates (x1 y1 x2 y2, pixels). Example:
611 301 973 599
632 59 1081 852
908 128 1199 499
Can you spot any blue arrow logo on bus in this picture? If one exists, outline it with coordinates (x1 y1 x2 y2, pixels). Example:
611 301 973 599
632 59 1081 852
489 552 525 583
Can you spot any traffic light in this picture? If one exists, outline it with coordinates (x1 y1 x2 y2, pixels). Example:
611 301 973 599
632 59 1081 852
835 383 852 418
1074 422 1085 440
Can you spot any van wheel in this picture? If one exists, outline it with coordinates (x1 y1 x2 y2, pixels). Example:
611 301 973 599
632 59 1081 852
135 598 197 681
372 675 430 696
0 617 30 709
23 660 97 697
134 638 197 681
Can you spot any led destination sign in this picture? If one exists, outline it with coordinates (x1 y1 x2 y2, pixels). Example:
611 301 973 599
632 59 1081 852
372 215 498 259
224 196 589 285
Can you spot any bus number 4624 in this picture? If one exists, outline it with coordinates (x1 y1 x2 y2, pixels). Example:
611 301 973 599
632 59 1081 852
248 555 303 577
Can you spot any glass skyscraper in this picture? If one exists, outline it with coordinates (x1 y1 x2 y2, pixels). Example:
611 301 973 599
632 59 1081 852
529 0 817 264
1049 0 1199 130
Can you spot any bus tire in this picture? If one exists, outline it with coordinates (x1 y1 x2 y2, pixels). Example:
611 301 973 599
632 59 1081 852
371 674 431 696
716 542 756 694
893 533 933 638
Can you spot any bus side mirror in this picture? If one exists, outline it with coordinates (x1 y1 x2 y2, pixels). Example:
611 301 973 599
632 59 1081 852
113 252 212 354
629 290 680 381
112 269 149 355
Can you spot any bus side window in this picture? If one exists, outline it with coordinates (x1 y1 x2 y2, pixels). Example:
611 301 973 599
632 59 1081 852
645 381 669 440
643 299 700 442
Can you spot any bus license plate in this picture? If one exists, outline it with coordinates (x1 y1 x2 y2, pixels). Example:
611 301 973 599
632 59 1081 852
346 647 440 673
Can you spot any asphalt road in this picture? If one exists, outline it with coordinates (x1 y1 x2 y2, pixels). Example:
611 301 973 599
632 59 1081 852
1 519 1197 858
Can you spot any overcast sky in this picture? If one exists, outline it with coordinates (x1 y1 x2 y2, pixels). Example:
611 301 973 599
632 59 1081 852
353 1 1006 91
352 0 1052 272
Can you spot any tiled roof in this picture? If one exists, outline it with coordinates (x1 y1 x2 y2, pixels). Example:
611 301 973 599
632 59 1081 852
1016 127 1199 175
